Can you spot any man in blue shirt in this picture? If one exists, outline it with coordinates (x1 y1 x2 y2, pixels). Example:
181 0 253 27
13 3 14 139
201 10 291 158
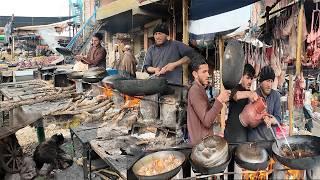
143 23 193 84
248 66 282 141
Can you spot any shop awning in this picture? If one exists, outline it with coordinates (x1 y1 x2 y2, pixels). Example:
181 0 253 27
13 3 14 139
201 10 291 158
189 4 252 38
96 0 160 20
190 0 260 20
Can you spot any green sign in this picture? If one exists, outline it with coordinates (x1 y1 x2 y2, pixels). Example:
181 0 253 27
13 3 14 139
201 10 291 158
0 35 4 42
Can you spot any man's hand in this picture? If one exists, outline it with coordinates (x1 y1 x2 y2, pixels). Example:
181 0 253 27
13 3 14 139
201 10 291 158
154 67 161 76
248 92 259 102
216 90 231 103
74 55 81 61
159 62 177 74
263 115 278 128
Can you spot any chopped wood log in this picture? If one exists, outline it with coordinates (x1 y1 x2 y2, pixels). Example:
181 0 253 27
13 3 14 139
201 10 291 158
0 92 76 112
50 99 111 116
66 96 88 111
102 108 120 122
84 102 113 123
1 89 76 106
43 98 74 116
112 109 128 125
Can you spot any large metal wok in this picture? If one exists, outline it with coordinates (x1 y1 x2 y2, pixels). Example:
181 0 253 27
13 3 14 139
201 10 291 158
272 135 320 170
132 150 185 180
101 75 129 88
112 78 168 96
190 151 232 175
235 143 269 171
222 40 245 90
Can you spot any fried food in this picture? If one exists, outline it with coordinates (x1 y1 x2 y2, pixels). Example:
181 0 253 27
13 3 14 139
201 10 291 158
137 155 182 176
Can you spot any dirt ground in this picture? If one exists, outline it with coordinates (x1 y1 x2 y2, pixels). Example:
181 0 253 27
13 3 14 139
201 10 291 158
5 123 88 180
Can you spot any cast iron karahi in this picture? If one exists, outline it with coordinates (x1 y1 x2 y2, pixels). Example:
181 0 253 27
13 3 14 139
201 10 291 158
112 77 168 96
190 135 229 168
222 40 245 90
82 67 106 83
272 135 320 170
235 143 269 171
190 150 232 175
132 150 185 180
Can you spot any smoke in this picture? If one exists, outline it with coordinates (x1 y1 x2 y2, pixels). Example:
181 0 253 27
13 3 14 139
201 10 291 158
37 27 60 53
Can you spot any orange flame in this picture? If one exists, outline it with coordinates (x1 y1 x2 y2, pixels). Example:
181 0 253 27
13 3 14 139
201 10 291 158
123 95 141 108
242 159 274 180
285 169 304 180
102 86 113 98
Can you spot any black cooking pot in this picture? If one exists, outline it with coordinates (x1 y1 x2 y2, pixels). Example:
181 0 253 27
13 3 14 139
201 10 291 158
272 135 320 170
132 151 185 180
112 78 168 96
235 143 269 171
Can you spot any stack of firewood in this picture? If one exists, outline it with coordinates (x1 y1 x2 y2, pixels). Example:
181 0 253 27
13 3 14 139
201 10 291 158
0 85 76 112
46 95 139 128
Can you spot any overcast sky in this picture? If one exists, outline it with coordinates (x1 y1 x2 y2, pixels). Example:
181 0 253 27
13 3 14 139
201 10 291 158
1 0 69 17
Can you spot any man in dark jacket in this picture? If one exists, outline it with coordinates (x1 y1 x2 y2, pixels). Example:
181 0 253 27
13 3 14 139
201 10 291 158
143 23 193 84
224 64 258 143
248 66 282 142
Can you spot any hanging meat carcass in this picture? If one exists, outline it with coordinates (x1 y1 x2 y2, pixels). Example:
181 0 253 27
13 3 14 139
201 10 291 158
306 3 320 67
282 6 308 65
294 72 305 108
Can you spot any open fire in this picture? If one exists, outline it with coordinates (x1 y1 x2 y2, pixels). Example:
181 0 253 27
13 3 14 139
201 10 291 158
123 95 141 108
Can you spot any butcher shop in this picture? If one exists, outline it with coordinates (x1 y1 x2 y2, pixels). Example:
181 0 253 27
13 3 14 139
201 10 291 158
0 0 320 180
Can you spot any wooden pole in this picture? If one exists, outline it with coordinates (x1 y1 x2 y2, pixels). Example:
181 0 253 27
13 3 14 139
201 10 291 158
144 28 148 52
289 75 294 136
295 2 304 76
288 1 304 135
182 0 189 85
11 36 14 61
218 37 226 132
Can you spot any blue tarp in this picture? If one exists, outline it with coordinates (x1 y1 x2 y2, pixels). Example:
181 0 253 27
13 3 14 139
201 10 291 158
190 0 260 20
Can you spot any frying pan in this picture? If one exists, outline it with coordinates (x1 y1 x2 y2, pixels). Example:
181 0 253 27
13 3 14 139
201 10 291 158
235 143 269 171
272 135 320 170
222 40 245 90
132 150 185 180
112 78 168 96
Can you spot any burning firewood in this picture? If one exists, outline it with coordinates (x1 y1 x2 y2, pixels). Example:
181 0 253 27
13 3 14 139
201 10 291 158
84 102 113 123
112 109 128 125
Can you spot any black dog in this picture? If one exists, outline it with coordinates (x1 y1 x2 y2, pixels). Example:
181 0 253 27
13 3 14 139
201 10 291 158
33 134 72 170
